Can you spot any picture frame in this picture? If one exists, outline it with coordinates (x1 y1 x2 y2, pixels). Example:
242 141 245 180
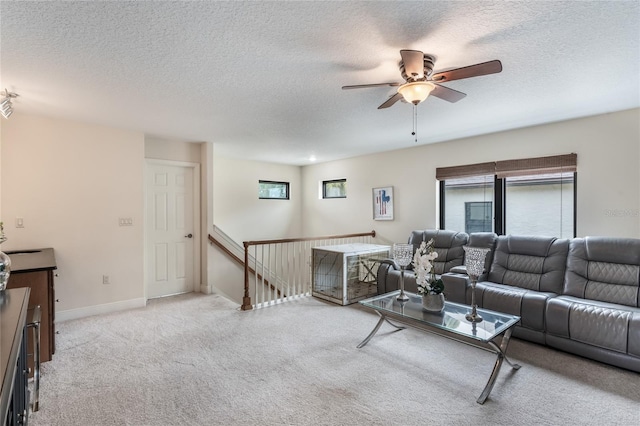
373 186 394 220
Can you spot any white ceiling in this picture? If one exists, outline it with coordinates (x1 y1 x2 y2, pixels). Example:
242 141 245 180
1 1 638 165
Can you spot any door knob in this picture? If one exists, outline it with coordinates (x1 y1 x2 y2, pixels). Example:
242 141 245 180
185 233 193 238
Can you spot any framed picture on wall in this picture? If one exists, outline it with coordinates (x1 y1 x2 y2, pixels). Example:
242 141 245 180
373 186 394 220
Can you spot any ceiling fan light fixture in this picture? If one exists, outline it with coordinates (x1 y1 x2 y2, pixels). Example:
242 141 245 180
397 81 436 105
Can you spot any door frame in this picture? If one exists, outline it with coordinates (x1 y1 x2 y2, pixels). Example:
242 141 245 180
144 159 201 301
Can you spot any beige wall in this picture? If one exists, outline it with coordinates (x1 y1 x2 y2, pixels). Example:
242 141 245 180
1 108 637 315
145 137 202 164
213 156 302 242
0 113 303 313
301 108 640 243
209 156 303 302
1 113 145 317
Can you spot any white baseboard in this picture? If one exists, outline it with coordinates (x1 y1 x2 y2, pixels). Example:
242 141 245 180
209 285 241 306
56 297 147 322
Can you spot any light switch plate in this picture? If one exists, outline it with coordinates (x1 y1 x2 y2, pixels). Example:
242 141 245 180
118 217 133 226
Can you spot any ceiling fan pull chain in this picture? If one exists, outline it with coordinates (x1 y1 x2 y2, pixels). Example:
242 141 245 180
412 104 418 142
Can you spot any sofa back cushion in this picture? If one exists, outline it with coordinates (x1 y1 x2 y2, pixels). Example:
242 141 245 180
488 235 569 293
407 229 468 274
564 237 640 307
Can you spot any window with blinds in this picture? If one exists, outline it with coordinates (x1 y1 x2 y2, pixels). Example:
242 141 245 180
437 154 576 238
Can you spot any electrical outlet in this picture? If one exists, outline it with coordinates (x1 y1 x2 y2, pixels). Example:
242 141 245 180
102 275 110 285
118 217 133 226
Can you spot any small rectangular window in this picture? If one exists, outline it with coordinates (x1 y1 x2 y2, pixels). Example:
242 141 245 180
258 180 289 200
323 179 346 199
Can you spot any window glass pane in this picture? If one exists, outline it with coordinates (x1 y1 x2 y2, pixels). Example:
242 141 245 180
258 181 289 199
443 175 494 232
505 172 574 238
323 179 346 198
465 202 493 233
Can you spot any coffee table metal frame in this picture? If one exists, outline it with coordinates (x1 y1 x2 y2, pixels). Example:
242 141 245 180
357 290 521 404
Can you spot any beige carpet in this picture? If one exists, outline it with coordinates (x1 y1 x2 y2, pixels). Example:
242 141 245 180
30 293 639 426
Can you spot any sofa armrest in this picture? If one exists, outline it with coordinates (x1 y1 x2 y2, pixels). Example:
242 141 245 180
377 261 395 294
447 265 490 282
449 265 467 275
379 258 399 270
441 272 470 304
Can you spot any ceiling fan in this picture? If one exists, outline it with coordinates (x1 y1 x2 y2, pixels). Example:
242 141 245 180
342 50 502 109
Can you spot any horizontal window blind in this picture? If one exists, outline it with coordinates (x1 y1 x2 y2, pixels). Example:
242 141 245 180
435 162 495 180
436 153 576 180
496 153 577 178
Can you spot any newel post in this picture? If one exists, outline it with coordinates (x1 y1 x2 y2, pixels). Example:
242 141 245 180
241 242 253 311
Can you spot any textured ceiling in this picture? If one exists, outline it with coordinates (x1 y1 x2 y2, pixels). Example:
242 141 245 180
1 1 638 165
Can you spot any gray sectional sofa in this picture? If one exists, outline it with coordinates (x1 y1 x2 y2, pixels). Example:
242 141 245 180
378 230 640 372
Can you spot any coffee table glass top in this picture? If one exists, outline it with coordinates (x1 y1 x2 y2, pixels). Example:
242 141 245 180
359 291 520 343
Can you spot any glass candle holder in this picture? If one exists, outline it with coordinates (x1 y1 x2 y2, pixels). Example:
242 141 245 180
393 243 413 301
463 246 490 323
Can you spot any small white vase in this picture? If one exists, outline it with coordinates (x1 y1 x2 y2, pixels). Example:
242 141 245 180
422 293 445 312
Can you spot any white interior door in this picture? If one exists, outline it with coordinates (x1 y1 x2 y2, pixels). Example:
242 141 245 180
146 162 195 298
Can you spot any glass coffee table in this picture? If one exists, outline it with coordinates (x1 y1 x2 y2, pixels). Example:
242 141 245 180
358 291 521 404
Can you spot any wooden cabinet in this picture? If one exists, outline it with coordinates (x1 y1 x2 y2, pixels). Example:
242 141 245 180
6 249 56 364
7 270 55 362
0 288 30 426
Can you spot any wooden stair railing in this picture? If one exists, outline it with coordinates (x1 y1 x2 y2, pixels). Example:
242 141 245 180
207 234 280 298
242 230 376 311
209 230 377 311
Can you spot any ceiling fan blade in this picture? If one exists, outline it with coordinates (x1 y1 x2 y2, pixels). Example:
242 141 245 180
377 93 403 109
400 50 425 79
342 82 401 90
430 84 467 103
431 60 502 83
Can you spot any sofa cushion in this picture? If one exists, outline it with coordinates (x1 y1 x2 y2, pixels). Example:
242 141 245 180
564 237 640 307
407 229 468 274
468 235 569 338
547 295 640 357
476 281 555 332
488 235 569 294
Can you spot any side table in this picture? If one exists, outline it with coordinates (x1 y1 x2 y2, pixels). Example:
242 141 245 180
312 243 390 305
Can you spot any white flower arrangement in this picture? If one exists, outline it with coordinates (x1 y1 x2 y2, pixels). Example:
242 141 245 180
413 239 444 295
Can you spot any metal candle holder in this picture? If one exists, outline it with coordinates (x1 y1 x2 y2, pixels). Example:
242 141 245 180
463 246 490 323
393 243 413 302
